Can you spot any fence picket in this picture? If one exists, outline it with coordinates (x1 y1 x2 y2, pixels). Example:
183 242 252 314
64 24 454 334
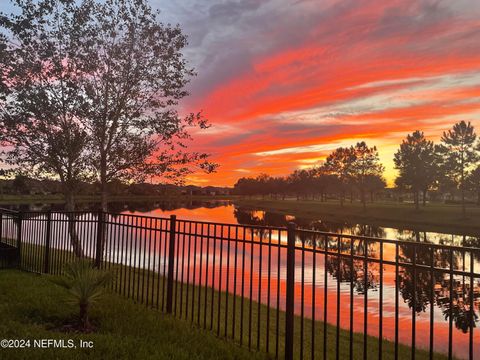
0 209 478 360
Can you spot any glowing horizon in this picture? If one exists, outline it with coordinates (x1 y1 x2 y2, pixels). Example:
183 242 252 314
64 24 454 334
2 0 480 187
153 0 480 187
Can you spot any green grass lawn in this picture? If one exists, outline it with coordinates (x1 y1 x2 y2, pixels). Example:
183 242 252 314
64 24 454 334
0 269 267 360
4 218 459 360
235 198 480 235
0 259 450 360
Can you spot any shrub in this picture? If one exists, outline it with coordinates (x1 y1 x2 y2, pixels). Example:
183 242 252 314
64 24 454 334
52 260 112 331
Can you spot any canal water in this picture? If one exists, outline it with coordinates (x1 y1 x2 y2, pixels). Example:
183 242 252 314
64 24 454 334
119 200 480 359
7 200 480 358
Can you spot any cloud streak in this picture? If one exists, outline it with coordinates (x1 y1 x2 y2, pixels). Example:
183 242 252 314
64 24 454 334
153 0 480 185
2 1 479 186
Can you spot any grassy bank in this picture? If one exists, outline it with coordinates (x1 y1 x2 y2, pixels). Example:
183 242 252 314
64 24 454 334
6 242 449 360
0 270 265 360
235 198 480 235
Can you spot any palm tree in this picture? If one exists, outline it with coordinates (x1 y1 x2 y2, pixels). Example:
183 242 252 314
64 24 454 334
53 261 112 331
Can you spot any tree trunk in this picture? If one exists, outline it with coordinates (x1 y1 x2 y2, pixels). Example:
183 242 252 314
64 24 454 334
414 191 419 211
79 302 90 330
422 189 427 206
477 189 480 205
100 189 108 211
461 154 466 217
65 191 84 258
97 151 108 264
361 189 366 210
100 151 108 212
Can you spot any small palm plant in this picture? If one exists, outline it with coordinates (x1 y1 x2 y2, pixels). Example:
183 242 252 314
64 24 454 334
53 260 112 331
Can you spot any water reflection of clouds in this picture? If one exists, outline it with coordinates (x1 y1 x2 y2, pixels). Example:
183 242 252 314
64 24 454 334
231 205 480 247
9 201 480 359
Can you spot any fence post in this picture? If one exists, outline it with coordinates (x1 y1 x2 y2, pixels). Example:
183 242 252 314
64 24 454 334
44 210 52 274
0 212 3 242
285 222 296 360
166 214 177 314
95 210 104 268
16 211 23 268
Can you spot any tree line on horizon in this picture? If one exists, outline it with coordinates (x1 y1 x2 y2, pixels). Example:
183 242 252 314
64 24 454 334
233 120 480 215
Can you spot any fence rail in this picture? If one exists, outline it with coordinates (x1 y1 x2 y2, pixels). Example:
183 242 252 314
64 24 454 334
0 209 479 360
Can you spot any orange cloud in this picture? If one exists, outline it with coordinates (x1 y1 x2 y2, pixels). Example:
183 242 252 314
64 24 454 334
179 0 480 186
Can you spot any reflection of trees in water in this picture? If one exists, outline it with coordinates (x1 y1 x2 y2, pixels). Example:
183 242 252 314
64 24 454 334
233 207 386 238
397 267 439 313
344 224 386 238
320 238 380 294
116 200 231 213
232 208 282 242
462 237 480 248
9 200 232 214
315 230 480 334
322 246 480 334
232 209 384 294
233 207 284 228
460 237 480 263
397 240 438 313
325 256 379 294
304 220 386 239
435 277 480 333
395 232 480 333
398 262 480 333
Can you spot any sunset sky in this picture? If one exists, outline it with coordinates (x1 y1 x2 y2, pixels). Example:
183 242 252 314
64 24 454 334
154 0 480 186
2 0 480 187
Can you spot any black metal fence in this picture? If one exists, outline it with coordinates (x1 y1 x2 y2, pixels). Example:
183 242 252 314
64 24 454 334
0 210 21 269
0 209 479 360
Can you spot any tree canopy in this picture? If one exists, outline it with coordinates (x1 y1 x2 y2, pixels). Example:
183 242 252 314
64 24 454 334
439 121 478 216
0 0 217 213
234 121 480 214
394 131 437 209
